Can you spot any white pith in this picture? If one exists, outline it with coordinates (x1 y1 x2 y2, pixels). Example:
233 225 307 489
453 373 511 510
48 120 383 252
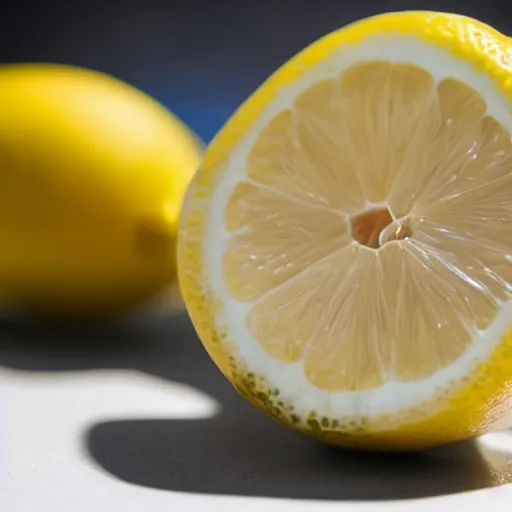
199 35 512 420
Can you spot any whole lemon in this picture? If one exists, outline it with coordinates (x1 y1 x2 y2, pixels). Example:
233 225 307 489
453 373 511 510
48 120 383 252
0 63 202 318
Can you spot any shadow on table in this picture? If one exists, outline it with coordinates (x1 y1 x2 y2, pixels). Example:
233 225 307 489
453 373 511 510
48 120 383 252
0 311 511 501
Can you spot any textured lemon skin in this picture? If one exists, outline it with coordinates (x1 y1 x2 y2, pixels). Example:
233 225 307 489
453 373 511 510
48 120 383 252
178 11 512 450
0 64 202 318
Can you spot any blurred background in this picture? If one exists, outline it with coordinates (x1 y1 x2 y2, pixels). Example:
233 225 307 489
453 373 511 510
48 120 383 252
3 0 511 144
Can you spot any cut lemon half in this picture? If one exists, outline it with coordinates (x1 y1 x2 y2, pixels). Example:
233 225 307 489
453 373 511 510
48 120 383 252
178 11 512 450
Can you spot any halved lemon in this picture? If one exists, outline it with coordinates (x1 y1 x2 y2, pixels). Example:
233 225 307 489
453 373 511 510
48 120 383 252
178 11 512 450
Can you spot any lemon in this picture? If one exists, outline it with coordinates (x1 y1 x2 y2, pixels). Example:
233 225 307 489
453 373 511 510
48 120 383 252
0 63 202 318
178 11 512 451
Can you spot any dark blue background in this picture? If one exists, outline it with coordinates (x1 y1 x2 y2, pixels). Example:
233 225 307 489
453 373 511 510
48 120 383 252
2 0 510 143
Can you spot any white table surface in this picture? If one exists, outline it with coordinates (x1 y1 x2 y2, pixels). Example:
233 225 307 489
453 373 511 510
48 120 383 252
2 311 512 511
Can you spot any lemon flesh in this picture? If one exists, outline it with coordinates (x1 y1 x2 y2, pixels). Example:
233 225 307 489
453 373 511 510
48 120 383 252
178 12 512 450
0 64 202 317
